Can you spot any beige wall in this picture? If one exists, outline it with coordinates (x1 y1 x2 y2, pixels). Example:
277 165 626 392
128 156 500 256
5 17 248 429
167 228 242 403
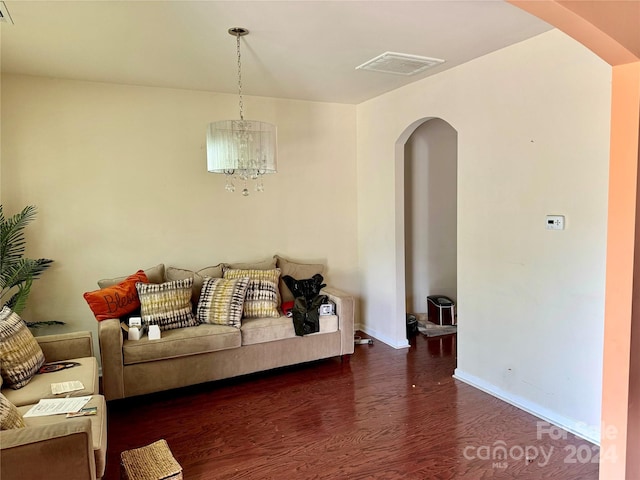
357 29 611 441
0 74 358 357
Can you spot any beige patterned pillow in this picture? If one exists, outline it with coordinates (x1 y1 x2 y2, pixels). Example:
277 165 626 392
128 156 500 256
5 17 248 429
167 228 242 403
223 269 281 318
0 393 26 430
196 277 250 328
0 307 45 389
135 278 198 331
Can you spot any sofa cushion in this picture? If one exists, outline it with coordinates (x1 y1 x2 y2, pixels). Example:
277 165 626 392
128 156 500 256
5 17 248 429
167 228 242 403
2 357 99 407
0 307 46 389
224 257 277 271
122 323 241 365
224 268 281 318
98 263 165 288
166 264 224 305
18 394 107 478
240 314 339 346
136 278 198 331
196 277 250 328
240 315 296 346
0 393 26 430
275 255 325 303
84 270 149 321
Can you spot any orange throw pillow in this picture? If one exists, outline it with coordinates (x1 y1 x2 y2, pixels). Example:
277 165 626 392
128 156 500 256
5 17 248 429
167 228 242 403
83 270 149 321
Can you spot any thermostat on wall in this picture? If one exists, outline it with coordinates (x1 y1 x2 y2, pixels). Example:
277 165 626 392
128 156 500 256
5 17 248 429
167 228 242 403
546 215 565 230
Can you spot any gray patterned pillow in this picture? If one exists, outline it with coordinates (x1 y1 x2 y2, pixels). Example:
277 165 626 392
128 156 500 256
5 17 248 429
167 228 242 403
136 278 198 331
0 307 46 389
196 277 250 328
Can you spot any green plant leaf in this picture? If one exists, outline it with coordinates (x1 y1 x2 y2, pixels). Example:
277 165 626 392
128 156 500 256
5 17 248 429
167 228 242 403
0 205 38 270
0 205 56 317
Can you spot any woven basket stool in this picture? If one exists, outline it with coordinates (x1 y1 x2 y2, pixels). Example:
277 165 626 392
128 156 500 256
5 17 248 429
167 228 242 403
121 439 183 480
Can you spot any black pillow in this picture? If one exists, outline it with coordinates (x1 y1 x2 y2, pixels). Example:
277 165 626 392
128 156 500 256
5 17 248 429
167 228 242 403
282 274 326 302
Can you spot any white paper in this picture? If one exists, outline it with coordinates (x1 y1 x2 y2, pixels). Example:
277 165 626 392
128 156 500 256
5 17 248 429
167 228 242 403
23 396 92 417
51 381 85 395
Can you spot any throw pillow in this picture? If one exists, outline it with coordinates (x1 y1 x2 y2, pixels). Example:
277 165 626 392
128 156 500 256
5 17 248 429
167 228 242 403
84 270 149 321
0 307 46 389
0 393 26 430
98 264 165 288
223 268 281 318
196 277 250 328
136 278 198 331
275 255 325 303
166 264 224 305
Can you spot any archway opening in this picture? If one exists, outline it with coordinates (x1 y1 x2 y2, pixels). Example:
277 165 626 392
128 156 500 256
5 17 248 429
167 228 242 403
396 117 458 348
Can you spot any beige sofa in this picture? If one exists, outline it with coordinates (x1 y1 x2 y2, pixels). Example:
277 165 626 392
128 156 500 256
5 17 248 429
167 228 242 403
0 331 107 480
98 259 355 401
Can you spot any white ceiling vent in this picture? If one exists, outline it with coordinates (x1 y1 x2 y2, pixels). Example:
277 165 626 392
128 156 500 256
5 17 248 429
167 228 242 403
356 52 444 76
0 2 14 24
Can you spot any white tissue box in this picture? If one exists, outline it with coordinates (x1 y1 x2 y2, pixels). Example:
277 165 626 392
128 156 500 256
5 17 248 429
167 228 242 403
127 325 146 341
128 316 142 328
148 325 161 340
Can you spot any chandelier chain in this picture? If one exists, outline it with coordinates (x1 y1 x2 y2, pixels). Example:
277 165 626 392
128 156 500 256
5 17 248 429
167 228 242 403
236 34 244 121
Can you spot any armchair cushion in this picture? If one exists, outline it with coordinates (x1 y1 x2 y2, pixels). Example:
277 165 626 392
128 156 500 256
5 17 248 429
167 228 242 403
3 357 98 407
0 307 45 389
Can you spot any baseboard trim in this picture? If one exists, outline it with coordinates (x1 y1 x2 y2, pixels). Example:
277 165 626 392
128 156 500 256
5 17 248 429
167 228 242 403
453 369 600 446
358 325 410 349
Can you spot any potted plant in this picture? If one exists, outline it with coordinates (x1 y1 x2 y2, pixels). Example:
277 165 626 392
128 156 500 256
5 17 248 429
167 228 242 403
0 205 60 327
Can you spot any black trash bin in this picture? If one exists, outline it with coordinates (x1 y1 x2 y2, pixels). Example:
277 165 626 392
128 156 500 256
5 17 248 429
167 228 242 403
406 313 418 337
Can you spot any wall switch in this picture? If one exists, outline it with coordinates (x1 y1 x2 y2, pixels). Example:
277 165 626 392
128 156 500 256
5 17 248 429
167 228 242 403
546 215 565 230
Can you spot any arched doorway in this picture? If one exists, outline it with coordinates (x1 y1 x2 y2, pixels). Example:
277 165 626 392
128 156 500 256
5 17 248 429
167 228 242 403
395 117 458 342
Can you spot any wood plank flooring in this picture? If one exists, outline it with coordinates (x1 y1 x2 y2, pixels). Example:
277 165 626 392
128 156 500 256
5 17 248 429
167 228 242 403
105 333 599 479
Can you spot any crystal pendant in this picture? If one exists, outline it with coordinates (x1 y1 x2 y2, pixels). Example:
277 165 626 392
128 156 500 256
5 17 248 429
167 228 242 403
225 180 235 192
242 188 249 196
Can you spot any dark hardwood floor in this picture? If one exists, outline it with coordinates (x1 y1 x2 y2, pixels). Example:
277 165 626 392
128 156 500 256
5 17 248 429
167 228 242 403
105 333 599 479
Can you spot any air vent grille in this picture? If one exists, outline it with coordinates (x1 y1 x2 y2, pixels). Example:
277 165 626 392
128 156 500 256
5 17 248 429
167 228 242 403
356 52 444 76
0 2 14 24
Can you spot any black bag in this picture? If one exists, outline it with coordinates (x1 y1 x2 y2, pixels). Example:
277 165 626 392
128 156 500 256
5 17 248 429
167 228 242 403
291 294 328 336
282 274 326 302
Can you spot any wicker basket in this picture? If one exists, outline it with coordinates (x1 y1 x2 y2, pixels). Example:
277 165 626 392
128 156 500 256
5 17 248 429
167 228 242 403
121 439 183 480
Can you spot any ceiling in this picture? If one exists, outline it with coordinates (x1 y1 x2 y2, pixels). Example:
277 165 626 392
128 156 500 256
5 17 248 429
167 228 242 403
0 1 553 104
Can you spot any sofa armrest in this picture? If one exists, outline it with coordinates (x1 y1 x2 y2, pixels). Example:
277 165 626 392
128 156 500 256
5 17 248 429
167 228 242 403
0 418 97 480
98 318 125 401
321 287 355 355
37 331 94 363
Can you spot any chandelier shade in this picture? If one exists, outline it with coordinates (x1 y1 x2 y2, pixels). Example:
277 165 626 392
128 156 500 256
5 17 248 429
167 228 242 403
207 27 277 195
206 119 277 176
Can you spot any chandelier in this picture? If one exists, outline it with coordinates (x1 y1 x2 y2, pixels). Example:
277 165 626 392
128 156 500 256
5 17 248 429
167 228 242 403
207 27 277 196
